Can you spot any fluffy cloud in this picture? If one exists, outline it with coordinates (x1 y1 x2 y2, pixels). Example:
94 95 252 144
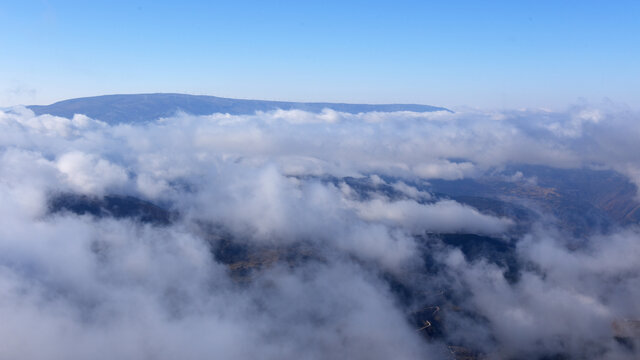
439 225 640 359
56 151 129 194
350 198 512 235
1 103 640 359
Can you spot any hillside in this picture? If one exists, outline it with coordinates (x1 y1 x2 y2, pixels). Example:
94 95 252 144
28 93 451 124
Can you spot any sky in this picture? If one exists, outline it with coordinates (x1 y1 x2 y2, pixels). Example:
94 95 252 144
1 0 639 108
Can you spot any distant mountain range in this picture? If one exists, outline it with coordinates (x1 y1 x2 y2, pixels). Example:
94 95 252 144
27 93 451 124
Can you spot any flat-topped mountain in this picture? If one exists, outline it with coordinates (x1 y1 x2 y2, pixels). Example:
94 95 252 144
28 93 450 124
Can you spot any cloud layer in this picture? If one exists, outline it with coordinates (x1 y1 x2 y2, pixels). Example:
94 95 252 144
0 103 639 359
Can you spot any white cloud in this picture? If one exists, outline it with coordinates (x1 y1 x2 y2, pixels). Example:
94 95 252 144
56 151 129 195
1 102 640 358
351 198 512 235
413 160 476 180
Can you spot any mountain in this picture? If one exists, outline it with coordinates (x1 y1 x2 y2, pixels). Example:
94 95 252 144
27 93 451 124
429 165 640 236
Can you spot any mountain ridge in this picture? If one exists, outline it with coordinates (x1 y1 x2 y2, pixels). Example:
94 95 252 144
27 93 451 124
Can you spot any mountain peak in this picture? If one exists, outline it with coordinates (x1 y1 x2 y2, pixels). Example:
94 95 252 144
27 93 451 124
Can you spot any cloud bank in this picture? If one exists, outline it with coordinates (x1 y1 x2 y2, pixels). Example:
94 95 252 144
0 103 639 359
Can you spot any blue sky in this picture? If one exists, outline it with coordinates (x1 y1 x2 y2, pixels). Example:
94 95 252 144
1 0 638 108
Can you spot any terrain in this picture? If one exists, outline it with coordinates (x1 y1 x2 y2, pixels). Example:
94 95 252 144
28 93 450 124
